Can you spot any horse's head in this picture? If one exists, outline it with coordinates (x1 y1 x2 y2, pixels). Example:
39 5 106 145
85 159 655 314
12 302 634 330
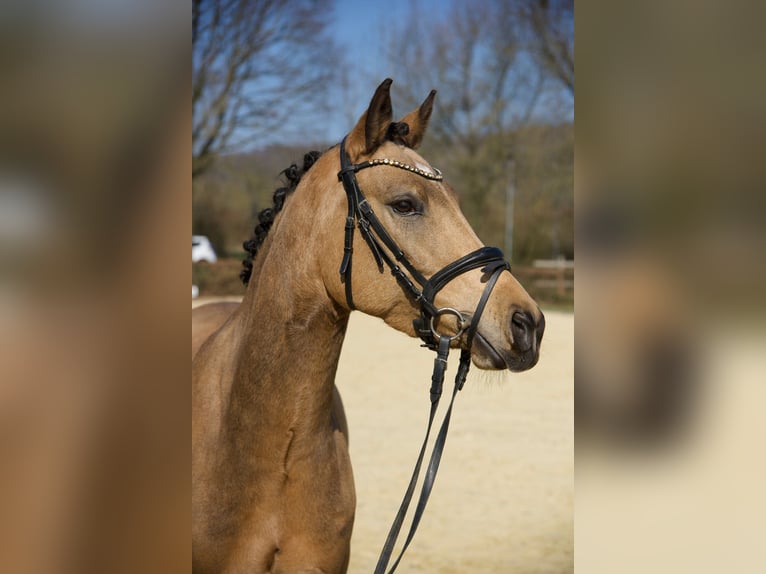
313 79 544 372
312 80 545 371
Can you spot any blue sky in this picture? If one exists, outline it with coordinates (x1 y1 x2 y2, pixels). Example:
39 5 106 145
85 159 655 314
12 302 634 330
329 0 442 78
322 0 447 142
256 0 573 147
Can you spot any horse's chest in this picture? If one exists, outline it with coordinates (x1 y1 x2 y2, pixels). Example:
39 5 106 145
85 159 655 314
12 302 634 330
230 481 353 574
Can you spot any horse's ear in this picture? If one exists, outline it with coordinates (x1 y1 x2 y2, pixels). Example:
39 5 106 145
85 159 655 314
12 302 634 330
346 78 394 160
397 89 436 150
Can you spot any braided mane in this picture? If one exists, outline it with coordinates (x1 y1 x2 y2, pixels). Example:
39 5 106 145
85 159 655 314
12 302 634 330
240 150 322 284
240 123 413 285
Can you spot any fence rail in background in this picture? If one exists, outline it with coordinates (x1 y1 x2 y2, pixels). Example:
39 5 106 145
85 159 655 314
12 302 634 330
512 259 574 305
194 258 574 307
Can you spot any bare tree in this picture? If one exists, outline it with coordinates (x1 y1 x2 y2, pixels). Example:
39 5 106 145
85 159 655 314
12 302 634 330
387 2 546 225
522 0 574 95
385 0 573 259
192 0 337 178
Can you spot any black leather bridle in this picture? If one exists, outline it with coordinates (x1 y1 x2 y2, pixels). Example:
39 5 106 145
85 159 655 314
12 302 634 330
338 137 510 349
337 136 512 573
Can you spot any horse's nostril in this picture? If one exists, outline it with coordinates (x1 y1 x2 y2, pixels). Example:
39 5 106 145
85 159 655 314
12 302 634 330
511 310 535 351
511 310 534 330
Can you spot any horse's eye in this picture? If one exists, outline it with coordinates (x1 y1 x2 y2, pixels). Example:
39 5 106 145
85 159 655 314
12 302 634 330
390 198 420 216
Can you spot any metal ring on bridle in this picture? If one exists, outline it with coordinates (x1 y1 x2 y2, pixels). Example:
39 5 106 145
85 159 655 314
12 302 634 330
429 307 466 341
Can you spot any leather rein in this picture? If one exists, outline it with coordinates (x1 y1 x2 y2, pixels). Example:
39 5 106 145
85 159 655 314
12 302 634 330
337 136 511 573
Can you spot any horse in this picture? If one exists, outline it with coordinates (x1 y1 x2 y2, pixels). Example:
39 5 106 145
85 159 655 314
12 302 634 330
192 79 545 574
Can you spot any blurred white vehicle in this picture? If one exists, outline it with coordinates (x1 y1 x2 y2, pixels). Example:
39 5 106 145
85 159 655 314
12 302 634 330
192 235 217 263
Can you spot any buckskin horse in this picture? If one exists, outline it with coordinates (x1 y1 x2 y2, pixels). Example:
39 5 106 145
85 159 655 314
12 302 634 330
192 79 545 573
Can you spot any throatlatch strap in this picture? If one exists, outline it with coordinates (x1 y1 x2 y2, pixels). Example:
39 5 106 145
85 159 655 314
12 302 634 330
338 137 431 311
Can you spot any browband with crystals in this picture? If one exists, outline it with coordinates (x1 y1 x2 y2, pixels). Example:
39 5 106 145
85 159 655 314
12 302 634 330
340 156 444 181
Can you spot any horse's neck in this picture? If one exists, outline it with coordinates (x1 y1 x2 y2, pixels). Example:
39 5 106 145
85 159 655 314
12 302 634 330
223 257 349 463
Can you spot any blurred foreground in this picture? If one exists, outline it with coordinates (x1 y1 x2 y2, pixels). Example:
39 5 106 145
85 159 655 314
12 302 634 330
1 1 766 572
0 3 189 572
576 1 766 572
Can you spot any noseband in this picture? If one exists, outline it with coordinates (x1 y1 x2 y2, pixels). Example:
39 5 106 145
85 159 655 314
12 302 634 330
337 136 512 573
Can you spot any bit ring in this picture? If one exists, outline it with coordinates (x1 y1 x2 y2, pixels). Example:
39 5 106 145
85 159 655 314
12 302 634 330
430 307 466 341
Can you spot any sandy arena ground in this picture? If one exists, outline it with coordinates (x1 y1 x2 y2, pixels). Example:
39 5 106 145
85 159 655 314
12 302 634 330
193 299 573 573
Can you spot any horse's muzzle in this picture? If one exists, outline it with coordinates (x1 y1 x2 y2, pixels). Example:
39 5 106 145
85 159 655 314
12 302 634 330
468 308 544 372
